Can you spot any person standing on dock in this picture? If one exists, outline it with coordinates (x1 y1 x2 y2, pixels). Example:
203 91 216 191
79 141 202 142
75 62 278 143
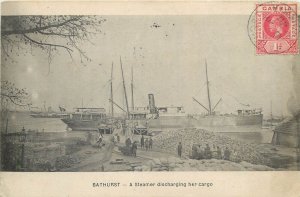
125 138 132 147
149 137 153 150
196 145 202 160
145 138 149 151
140 135 145 149
132 141 137 157
177 142 182 158
224 147 231 161
192 144 197 159
212 144 217 158
217 146 222 160
204 144 212 159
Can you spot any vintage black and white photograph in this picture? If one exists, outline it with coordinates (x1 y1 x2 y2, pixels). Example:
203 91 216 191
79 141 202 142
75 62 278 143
1 14 299 172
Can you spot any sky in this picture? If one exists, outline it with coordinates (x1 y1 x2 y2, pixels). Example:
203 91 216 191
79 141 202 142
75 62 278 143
2 15 299 117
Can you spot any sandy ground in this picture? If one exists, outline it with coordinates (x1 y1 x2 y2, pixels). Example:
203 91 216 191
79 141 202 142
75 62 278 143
61 139 180 172
59 140 299 171
11 131 297 172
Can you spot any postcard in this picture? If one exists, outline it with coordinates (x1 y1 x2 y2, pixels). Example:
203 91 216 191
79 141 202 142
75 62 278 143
1 1 300 196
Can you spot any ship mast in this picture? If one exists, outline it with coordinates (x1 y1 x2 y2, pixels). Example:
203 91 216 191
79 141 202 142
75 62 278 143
131 66 134 110
120 56 130 118
193 60 221 115
205 59 212 115
110 62 114 117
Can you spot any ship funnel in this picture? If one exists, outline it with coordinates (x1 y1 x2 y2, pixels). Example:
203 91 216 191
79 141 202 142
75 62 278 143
148 94 156 114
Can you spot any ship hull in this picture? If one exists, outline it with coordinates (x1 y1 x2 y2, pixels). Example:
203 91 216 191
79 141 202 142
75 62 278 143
190 114 263 127
31 113 69 119
61 114 263 131
61 119 106 131
129 114 263 129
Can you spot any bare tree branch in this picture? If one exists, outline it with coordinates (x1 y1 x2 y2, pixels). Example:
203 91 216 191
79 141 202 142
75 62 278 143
1 16 106 65
37 30 76 37
1 93 29 107
1 81 31 108
22 33 73 52
1 16 81 36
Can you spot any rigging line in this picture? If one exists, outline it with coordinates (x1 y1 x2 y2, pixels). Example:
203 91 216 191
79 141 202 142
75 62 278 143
101 79 111 89
226 90 251 107
131 85 145 98
130 84 148 101
113 82 123 95
194 81 209 98
212 84 250 107
209 84 222 98
97 62 109 76
221 101 235 112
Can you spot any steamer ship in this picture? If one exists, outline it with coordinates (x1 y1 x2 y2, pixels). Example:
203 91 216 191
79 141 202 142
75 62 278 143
30 103 69 119
60 59 263 131
129 60 263 129
60 107 114 133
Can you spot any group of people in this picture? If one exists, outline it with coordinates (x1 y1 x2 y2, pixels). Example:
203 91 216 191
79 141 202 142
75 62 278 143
140 135 153 151
177 142 232 160
122 135 154 157
125 138 138 157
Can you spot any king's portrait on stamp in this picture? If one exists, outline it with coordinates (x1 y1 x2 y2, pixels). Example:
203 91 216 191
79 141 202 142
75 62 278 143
255 3 298 54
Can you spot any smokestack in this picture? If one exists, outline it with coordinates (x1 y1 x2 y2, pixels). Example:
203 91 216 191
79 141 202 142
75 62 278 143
148 94 156 114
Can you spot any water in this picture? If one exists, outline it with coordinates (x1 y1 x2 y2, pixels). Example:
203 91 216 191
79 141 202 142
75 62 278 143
3 111 67 133
3 111 274 144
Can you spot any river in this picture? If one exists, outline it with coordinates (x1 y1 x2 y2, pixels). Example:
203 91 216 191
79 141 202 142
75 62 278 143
3 111 67 133
3 111 274 144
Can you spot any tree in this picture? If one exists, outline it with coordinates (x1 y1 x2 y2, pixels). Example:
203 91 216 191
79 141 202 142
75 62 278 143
1 81 31 132
1 16 106 117
0 81 31 170
1 16 106 66
1 81 30 107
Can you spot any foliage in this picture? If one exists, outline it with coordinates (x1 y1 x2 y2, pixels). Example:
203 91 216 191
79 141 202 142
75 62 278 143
1 16 106 65
1 80 31 107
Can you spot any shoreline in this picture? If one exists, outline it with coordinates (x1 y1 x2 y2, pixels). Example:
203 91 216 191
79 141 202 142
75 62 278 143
1 128 299 172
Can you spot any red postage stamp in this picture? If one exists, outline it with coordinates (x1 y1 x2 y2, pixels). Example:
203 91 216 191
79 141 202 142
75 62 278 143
256 3 298 54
